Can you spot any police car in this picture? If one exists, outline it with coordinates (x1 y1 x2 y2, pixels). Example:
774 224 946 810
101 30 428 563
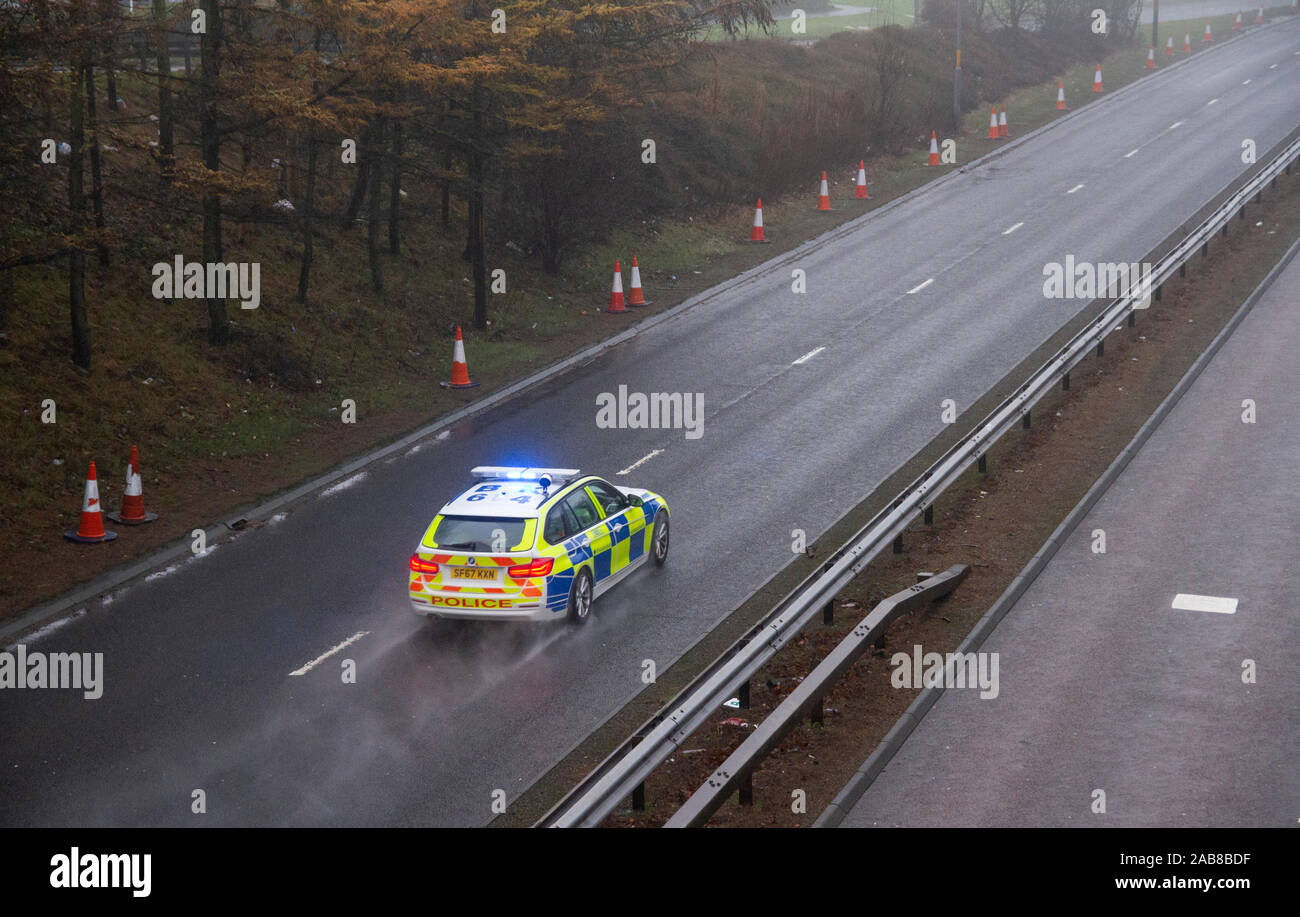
408 467 669 623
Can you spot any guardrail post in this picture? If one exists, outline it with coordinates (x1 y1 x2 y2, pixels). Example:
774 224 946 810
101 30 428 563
892 534 903 554
1202 242 1209 259
923 505 933 525
1062 371 1070 391
822 599 834 625
978 454 987 474
632 782 646 812
1155 284 1162 302
810 695 823 725
1255 191 1262 204
738 771 753 806
1096 339 1104 358
1128 311 1135 327
738 679 751 709
1022 411 1031 430
1239 207 1246 221
1180 262 1186 278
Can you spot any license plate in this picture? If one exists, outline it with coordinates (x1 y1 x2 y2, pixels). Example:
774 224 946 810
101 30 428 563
450 567 496 581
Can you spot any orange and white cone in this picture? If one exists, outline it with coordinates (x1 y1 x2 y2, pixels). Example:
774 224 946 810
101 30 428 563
1145 46 1155 68
987 106 999 139
627 255 650 307
748 198 767 242
1256 7 1263 24
1092 64 1103 92
1203 22 1213 41
927 131 940 165
107 445 157 525
1165 36 1174 55
65 461 117 543
1056 79 1068 110
855 160 869 199
1184 33 1191 52
440 326 479 388
1233 10 1242 29
605 260 627 314
998 106 1009 138
815 171 832 211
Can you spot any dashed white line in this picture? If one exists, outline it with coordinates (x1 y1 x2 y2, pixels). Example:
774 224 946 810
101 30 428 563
792 346 826 365
617 449 663 476
1168 121 1183 130
1242 79 1252 85
907 278 934 294
290 631 371 676
1207 98 1219 105
1124 149 1139 159
1171 594 1238 615
1002 222 1024 235
1066 183 1085 194
1270 63 1279 69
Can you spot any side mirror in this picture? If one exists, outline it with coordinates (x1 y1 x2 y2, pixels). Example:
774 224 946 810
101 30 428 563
625 494 643 507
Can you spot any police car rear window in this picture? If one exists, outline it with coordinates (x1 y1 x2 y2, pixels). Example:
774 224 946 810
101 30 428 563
432 516 527 552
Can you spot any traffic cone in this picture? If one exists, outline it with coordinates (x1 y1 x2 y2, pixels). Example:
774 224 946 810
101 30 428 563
815 170 832 210
999 106 1009 138
1203 22 1213 41
1233 10 1242 29
1092 64 1103 92
107 445 157 525
854 160 868 199
1184 33 1191 53
605 260 627 313
927 131 940 165
987 106 999 139
439 326 479 388
626 255 650 307
1145 46 1155 69
65 462 117 543
1056 79 1068 110
1256 7 1263 24
747 198 768 242
1165 36 1174 55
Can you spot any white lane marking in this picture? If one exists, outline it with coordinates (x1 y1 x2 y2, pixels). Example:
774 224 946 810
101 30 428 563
1270 63 1278 69
1207 97 1218 105
1002 222 1024 235
1171 594 1238 615
617 449 663 476
907 278 934 294
1169 121 1183 130
792 346 826 365
290 631 371 676
1124 149 1139 159
1067 183 1085 194
1242 79 1251 85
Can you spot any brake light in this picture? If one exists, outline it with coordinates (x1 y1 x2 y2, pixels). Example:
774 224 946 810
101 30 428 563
507 557 554 579
409 554 440 574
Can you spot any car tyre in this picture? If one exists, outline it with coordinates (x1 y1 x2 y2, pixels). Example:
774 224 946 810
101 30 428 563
652 514 670 566
567 568 594 625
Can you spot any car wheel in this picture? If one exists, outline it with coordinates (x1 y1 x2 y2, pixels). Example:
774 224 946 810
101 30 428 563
652 514 670 566
567 568 594 624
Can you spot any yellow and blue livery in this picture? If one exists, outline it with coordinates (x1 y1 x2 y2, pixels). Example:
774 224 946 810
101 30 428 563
408 467 669 623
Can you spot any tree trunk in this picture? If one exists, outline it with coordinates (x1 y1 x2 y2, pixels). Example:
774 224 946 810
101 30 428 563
200 0 228 344
441 146 452 228
388 117 402 255
469 120 487 331
84 62 109 267
367 118 384 294
297 136 318 303
68 14 90 370
153 0 173 182
342 123 371 229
